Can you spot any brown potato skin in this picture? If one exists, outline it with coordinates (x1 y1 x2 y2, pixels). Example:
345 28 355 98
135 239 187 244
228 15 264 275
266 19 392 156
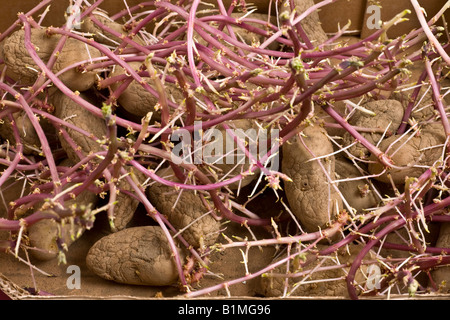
368 122 446 184
0 109 56 156
2 28 101 92
278 0 328 45
80 10 146 47
28 158 98 261
0 172 30 219
109 61 183 120
50 90 147 232
282 125 343 232
430 223 450 293
86 226 183 286
207 119 260 190
335 156 379 213
50 90 107 164
342 99 404 159
146 167 221 248
111 168 147 231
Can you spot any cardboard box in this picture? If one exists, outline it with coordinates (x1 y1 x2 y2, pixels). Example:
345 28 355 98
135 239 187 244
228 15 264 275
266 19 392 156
0 0 449 301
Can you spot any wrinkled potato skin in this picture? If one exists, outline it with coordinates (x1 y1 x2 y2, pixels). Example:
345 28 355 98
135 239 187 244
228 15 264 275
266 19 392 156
278 0 328 45
80 11 136 47
147 167 220 248
391 89 437 123
343 100 404 159
335 156 379 213
28 158 98 261
208 119 260 190
50 90 107 164
2 29 101 92
111 168 148 231
0 110 56 155
86 226 183 286
109 61 184 120
28 216 84 261
282 125 343 232
51 90 147 232
0 173 30 219
0 111 40 155
368 122 446 184
430 223 450 293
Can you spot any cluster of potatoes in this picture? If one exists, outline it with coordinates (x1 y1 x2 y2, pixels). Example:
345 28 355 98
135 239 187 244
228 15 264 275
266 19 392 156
0 0 449 297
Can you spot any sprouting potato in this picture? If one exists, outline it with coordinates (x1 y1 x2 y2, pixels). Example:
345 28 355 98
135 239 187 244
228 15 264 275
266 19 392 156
109 61 184 120
282 125 343 232
342 99 404 160
368 122 446 184
430 223 450 293
50 90 107 164
27 158 98 261
2 28 101 92
335 155 379 213
86 226 184 286
146 167 221 248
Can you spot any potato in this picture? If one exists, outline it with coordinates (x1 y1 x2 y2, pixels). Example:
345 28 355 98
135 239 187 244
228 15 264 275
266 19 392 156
334 156 379 213
80 10 144 47
0 171 30 219
378 223 440 260
317 99 352 138
110 168 147 231
146 167 221 248
2 28 101 92
278 0 328 45
342 99 404 160
282 125 343 232
50 90 107 164
430 223 450 293
27 158 98 261
0 111 39 155
391 88 437 124
259 244 376 298
0 110 56 155
51 91 147 231
368 122 446 184
205 119 260 190
109 61 184 120
86 226 184 286
27 214 83 261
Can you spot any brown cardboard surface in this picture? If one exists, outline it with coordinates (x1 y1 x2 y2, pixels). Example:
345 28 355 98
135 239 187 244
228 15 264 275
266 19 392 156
314 0 367 35
360 0 448 39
